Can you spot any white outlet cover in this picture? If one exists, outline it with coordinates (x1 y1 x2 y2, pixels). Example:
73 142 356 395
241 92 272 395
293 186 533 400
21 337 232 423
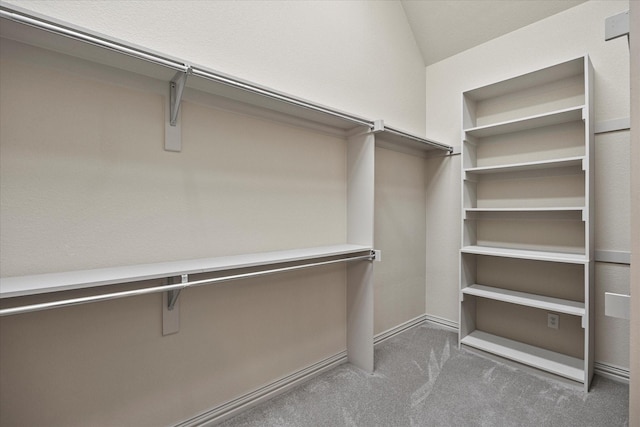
547 313 559 329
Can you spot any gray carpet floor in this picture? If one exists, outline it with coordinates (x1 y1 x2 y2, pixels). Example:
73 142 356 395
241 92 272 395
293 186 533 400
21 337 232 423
219 324 629 427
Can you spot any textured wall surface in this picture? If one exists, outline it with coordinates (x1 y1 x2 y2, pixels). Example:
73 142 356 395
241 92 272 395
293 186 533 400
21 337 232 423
374 147 427 334
0 2 429 425
4 0 426 134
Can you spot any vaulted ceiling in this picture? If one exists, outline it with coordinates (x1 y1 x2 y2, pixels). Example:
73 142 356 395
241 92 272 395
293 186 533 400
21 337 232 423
400 0 588 66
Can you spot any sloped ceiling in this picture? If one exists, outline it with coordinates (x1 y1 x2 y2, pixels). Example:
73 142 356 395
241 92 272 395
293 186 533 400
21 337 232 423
401 0 587 66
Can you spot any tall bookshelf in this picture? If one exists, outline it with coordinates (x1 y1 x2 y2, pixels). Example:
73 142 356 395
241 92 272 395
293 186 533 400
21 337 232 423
459 55 594 391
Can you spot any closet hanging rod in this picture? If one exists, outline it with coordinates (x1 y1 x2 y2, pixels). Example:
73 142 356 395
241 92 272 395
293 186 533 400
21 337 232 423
0 5 374 130
383 125 453 153
190 68 374 129
0 7 189 73
0 253 374 317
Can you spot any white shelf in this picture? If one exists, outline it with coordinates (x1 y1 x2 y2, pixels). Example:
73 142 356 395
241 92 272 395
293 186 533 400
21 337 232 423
465 156 584 175
464 207 585 221
461 331 584 382
462 284 585 316
465 207 584 213
461 245 588 264
0 244 372 299
464 106 584 138
463 57 584 101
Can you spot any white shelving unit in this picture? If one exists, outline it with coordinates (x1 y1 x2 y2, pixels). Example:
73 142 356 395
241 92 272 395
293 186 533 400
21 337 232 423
459 55 594 390
0 4 452 375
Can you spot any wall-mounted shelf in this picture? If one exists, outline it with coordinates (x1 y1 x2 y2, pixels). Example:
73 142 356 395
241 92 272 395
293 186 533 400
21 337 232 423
464 156 584 176
464 106 584 138
0 244 372 299
461 284 585 316
461 245 587 264
464 207 585 221
373 122 453 157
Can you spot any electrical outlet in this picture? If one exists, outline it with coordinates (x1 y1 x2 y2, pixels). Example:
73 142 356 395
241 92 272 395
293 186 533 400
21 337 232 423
547 313 559 329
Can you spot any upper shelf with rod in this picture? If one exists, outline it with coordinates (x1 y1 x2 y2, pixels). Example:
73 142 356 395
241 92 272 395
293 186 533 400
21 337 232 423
0 3 453 155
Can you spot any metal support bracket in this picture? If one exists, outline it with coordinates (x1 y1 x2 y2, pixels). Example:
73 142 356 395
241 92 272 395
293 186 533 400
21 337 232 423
162 274 187 336
170 69 190 126
168 273 188 310
165 67 191 152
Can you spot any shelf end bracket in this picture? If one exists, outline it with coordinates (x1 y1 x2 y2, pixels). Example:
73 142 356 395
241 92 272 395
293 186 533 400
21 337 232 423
165 67 192 152
163 274 187 336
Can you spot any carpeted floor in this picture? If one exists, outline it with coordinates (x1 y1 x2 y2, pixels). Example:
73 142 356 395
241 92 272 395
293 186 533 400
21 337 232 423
219 324 629 427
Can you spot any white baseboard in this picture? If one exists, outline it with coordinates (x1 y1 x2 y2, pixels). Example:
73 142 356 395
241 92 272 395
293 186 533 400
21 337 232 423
176 351 347 427
594 362 630 384
178 317 432 426
174 314 628 426
374 314 427 345
424 314 459 332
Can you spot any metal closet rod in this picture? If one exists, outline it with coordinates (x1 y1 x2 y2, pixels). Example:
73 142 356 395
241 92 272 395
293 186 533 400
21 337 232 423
190 68 373 128
0 253 374 317
383 125 453 153
0 6 374 130
0 8 189 73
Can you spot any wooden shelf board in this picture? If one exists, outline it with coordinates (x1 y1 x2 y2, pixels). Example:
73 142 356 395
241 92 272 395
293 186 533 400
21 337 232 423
461 330 585 383
464 106 584 138
461 246 588 264
462 284 585 316
465 156 584 175
0 244 372 299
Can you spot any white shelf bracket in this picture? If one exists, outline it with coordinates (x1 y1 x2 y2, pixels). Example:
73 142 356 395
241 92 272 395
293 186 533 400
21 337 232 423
165 67 191 152
372 119 384 133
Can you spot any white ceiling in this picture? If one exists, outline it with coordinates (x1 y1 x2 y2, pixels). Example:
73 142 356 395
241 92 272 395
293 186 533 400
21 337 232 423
401 0 587 66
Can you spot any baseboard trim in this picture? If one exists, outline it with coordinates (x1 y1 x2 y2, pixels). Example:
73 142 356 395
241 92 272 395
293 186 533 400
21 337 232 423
594 362 630 384
179 317 434 426
419 317 630 386
176 351 347 427
175 316 627 426
424 314 459 332
374 314 427 345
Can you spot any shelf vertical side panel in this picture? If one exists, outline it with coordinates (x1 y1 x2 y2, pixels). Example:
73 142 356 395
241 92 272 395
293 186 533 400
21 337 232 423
346 131 375 372
347 131 375 247
584 55 594 391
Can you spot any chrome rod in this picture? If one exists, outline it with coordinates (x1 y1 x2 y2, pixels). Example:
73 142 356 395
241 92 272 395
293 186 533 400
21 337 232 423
384 126 453 153
0 8 189 72
0 253 373 316
190 68 373 128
